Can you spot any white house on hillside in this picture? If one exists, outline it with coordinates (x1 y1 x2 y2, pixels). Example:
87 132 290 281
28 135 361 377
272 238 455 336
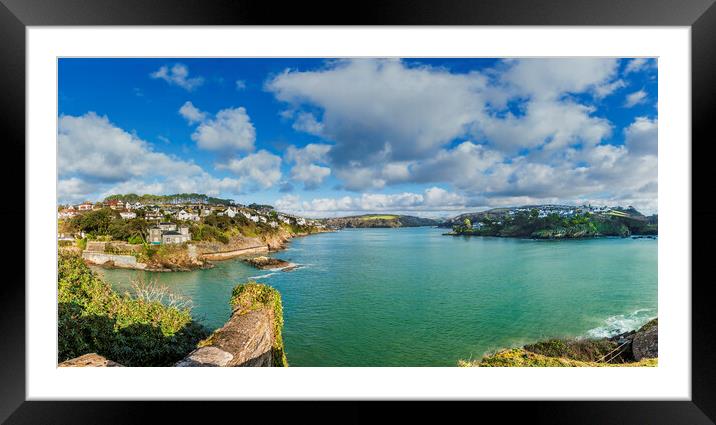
176 209 200 221
225 207 238 218
77 202 93 211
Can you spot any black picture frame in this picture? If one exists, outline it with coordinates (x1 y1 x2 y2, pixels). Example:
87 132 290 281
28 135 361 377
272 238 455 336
3 0 714 423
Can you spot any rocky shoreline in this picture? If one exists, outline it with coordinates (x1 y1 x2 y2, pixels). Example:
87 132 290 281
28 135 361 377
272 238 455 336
83 228 328 272
445 232 658 241
460 318 658 367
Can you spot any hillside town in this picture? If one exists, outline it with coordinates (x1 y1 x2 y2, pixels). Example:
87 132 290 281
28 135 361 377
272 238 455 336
57 198 323 245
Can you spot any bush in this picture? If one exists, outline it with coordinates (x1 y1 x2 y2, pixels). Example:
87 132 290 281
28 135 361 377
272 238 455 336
524 338 624 362
57 252 208 366
191 223 230 244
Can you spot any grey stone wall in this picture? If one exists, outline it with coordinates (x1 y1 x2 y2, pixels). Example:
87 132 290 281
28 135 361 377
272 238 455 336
82 251 138 267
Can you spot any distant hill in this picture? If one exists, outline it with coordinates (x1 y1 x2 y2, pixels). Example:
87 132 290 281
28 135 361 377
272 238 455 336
104 193 235 205
321 214 438 229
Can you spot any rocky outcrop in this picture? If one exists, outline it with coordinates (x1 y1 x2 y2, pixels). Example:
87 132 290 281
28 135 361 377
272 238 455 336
175 346 236 367
632 319 658 360
244 256 293 270
59 353 123 367
261 229 296 250
143 245 212 272
177 309 274 367
175 283 287 367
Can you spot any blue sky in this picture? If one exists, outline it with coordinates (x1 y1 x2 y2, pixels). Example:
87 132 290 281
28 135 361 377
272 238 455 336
58 58 657 217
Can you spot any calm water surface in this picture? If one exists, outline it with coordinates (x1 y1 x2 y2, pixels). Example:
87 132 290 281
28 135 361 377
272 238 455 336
97 227 657 366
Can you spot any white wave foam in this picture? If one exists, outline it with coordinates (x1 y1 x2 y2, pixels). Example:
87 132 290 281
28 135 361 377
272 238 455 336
267 262 304 272
250 272 277 280
585 308 656 338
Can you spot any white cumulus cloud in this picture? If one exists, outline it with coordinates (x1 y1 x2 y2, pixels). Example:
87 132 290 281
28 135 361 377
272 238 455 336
624 116 657 156
217 150 282 190
178 101 207 124
191 107 256 152
150 63 204 91
57 112 248 203
274 186 472 217
285 144 332 189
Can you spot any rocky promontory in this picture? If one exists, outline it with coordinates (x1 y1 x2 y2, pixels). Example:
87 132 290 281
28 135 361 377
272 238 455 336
176 282 287 367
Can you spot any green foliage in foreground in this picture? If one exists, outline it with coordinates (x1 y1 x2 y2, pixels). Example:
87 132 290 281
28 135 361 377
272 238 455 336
459 349 658 367
230 282 288 367
58 253 209 366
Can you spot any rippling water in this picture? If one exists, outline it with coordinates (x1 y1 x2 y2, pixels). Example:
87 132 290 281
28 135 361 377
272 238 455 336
97 227 657 366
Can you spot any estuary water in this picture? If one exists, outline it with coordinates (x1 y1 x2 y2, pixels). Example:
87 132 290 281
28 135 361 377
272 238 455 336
97 227 657 366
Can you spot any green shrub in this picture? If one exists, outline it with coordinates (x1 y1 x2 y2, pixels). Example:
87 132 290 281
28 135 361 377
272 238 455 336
57 252 208 366
524 338 622 362
191 223 230 244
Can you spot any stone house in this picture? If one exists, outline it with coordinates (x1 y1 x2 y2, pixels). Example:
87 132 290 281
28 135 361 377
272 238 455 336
149 224 191 245
148 227 163 244
158 222 177 231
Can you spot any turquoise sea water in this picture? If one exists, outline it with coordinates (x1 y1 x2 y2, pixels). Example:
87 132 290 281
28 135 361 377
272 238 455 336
97 227 657 366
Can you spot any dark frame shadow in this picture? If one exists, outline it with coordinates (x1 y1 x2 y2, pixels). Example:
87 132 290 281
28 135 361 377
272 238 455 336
3 0 714 423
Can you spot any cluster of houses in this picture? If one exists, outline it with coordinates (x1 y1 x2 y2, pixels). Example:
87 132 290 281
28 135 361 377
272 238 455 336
468 204 617 229
58 198 324 245
506 204 612 219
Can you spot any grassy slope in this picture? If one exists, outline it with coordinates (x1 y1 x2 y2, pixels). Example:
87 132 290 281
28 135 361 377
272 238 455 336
359 215 399 220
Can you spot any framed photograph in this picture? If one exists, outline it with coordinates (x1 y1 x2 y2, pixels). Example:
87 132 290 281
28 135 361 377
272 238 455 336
5 0 714 422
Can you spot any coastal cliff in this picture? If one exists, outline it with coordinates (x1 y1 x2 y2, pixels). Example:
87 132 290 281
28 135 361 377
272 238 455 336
80 224 325 272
